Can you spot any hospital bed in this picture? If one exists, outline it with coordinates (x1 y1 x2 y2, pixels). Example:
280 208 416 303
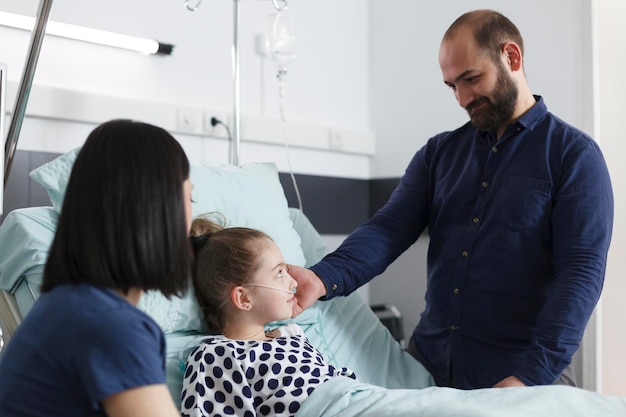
1 149 626 416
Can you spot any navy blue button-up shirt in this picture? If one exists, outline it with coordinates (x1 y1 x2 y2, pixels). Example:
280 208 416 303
311 97 613 389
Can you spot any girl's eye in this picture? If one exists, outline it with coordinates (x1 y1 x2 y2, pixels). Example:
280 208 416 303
277 268 285 278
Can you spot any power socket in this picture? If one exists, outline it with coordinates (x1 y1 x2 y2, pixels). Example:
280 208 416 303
329 130 344 150
176 107 201 133
203 111 230 138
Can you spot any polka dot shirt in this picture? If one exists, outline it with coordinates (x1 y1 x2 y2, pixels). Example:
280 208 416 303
180 324 356 417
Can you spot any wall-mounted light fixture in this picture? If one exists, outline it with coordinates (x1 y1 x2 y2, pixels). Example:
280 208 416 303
0 11 174 55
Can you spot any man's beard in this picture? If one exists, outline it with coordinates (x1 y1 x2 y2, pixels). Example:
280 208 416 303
466 63 518 132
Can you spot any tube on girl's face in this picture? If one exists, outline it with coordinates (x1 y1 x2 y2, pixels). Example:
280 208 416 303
245 284 296 294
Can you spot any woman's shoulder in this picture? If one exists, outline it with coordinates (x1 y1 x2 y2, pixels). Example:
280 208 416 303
40 285 164 345
45 284 140 310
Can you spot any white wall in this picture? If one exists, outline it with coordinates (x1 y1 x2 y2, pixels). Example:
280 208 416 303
596 0 626 398
369 0 591 179
0 0 372 178
0 0 370 127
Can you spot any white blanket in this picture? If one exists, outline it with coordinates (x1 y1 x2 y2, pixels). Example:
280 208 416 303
296 375 626 417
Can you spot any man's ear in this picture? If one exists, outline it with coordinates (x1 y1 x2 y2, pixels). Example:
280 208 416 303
502 42 523 71
231 286 253 311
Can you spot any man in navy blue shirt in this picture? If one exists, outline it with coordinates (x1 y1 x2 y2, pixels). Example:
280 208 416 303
290 9 613 389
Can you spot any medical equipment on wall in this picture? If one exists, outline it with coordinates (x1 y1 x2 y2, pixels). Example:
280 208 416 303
0 11 174 55
267 10 303 212
184 0 289 167
184 0 303 212
268 11 295 99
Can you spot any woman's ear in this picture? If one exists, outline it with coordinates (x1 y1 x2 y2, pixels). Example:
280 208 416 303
230 286 253 311
502 42 523 71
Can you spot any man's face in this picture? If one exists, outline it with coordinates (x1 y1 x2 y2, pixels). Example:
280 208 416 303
439 30 518 132
467 60 518 132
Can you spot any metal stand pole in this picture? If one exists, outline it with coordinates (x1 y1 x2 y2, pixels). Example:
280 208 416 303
230 0 241 166
4 0 54 188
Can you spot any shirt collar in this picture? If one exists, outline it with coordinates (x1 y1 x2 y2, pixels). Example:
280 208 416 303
479 95 547 141
517 95 547 131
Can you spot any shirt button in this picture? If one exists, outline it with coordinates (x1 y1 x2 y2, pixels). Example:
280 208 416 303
472 217 479 224
481 181 488 188
453 288 460 295
461 251 468 257
331 284 338 291
492 147 498 153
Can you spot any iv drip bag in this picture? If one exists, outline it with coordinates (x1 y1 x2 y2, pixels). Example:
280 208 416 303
268 11 295 71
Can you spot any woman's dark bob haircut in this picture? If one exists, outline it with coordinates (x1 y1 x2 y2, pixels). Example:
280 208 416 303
42 119 191 298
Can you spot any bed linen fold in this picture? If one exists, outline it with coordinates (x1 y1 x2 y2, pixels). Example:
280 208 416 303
296 375 626 417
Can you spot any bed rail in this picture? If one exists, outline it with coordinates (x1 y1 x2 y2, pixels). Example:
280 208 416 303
3 0 53 188
0 289 22 356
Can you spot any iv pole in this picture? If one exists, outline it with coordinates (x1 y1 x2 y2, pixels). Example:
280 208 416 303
185 0 288 166
232 0 241 165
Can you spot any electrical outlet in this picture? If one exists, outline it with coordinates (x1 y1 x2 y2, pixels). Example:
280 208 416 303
329 130 343 150
176 107 201 133
203 111 230 137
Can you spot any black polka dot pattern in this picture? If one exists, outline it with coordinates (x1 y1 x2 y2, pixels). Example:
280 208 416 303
180 325 356 417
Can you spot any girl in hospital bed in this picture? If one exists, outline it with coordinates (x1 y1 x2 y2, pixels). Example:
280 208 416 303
181 217 356 417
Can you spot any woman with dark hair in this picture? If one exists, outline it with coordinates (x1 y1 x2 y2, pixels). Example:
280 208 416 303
0 119 193 417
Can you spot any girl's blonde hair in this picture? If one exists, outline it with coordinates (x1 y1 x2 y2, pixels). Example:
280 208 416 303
190 215 273 332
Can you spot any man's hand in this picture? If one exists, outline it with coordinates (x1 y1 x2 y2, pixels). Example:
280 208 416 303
288 264 327 317
493 376 526 388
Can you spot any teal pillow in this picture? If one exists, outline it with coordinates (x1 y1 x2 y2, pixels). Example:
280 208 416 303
28 148 306 333
29 147 81 212
190 162 305 267
139 162 307 333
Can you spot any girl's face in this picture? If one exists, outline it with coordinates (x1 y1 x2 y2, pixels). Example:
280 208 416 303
249 239 298 323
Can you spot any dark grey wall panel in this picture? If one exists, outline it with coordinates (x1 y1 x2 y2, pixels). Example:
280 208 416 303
278 176 401 235
28 152 58 206
369 178 400 215
1 151 57 224
2 151 30 222
279 173 371 235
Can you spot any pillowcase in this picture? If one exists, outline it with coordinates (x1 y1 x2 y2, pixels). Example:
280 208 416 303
147 162 308 332
29 147 81 212
190 162 305 267
29 148 306 333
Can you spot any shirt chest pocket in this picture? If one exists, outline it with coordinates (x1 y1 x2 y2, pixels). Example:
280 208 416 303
494 175 553 232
